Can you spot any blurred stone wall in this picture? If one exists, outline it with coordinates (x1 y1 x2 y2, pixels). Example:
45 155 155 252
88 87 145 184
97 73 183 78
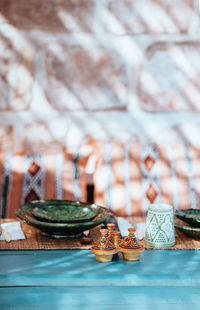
0 0 200 152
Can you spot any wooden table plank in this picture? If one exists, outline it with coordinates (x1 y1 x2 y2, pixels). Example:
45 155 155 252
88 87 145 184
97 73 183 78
1 250 200 286
1 249 200 309
1 286 200 310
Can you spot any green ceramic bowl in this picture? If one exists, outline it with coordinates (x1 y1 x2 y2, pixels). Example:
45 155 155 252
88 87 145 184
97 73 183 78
15 200 109 238
175 209 200 228
175 223 200 240
32 200 97 223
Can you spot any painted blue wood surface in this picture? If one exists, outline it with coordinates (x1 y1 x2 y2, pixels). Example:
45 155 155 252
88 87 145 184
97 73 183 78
1 250 200 309
1 286 200 310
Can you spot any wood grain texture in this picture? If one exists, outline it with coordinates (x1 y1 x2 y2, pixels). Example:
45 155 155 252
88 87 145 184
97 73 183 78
1 248 200 309
1 287 200 310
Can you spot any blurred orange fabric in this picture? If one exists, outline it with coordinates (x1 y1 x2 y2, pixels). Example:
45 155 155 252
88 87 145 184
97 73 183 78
0 151 88 218
90 140 200 217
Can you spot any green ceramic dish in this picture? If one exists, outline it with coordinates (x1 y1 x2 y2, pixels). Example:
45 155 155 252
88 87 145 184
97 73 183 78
175 209 200 228
15 200 109 238
32 201 96 223
175 223 200 240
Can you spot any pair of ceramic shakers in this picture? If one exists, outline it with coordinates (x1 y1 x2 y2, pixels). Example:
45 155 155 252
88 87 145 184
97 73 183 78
91 223 144 262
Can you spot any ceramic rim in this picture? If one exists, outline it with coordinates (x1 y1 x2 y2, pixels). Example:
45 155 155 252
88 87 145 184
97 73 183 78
148 203 173 213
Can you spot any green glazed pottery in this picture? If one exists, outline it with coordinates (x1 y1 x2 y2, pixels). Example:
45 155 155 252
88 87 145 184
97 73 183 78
15 200 109 238
175 209 200 228
175 223 200 240
32 201 96 223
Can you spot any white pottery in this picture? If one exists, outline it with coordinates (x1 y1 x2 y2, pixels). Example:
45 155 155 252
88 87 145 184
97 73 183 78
145 203 175 248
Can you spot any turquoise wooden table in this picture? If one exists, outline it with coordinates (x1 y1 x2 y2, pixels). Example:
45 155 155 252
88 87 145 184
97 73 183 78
0 249 200 309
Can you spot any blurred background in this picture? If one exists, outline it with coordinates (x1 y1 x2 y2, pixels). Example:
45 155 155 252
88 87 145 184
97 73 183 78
0 0 200 218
